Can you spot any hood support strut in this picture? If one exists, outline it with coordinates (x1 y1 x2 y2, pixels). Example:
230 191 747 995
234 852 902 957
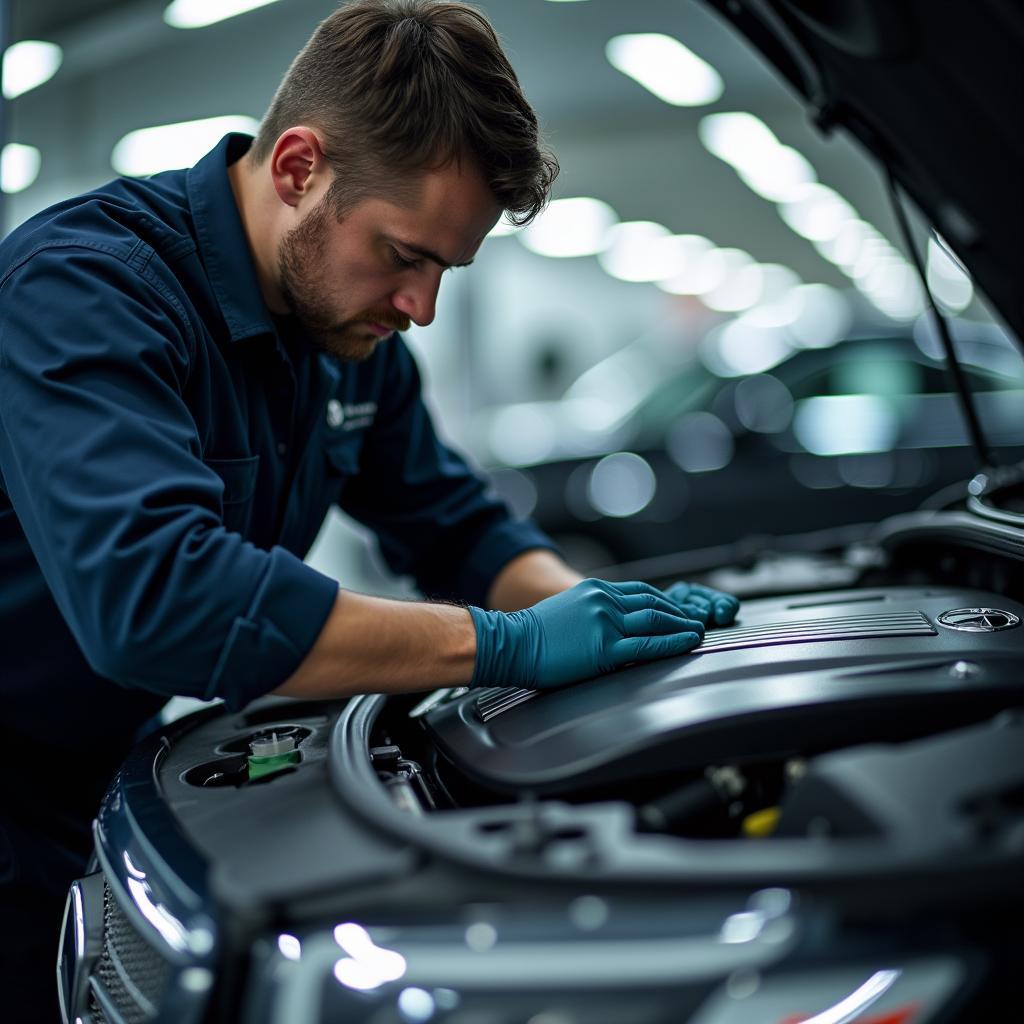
887 167 996 471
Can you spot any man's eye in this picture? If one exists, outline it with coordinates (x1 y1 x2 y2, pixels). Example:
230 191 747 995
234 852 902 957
389 247 419 270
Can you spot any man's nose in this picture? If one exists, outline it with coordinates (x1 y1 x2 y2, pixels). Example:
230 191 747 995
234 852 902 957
391 272 441 328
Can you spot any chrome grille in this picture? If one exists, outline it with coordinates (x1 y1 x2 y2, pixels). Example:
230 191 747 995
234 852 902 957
88 880 171 1023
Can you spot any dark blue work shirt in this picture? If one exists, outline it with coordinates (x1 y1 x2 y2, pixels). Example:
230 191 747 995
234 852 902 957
0 133 556 757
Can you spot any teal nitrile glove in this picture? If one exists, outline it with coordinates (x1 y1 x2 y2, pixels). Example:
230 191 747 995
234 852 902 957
468 578 706 690
663 581 740 628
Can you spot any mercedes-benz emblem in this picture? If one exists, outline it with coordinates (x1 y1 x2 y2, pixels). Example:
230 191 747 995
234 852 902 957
937 607 1021 632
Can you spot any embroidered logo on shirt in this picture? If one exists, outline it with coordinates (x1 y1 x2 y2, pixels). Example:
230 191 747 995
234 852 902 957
328 399 377 431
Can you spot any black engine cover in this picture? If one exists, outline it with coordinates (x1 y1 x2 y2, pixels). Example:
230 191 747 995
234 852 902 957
423 587 1024 795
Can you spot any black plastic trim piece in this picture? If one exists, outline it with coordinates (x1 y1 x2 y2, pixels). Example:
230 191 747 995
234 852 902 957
328 688 1024 905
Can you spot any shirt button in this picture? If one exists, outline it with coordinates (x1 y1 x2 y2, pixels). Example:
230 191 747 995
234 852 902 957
277 442 287 456
326 399 345 428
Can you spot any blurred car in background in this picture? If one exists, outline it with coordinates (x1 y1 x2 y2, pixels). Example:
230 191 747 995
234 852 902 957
478 319 1024 569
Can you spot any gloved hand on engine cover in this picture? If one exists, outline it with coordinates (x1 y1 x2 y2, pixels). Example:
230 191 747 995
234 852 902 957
468 578 706 690
662 581 740 627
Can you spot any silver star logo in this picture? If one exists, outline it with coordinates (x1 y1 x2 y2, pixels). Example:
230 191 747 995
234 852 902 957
937 607 1020 632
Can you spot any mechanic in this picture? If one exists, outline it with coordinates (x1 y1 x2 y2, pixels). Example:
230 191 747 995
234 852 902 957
0 2 738 1019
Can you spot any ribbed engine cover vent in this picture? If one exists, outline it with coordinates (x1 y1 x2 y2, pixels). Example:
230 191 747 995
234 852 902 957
473 611 936 722
698 610 936 651
475 687 538 722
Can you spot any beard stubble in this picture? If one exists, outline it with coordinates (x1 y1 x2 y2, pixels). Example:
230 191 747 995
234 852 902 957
277 196 410 361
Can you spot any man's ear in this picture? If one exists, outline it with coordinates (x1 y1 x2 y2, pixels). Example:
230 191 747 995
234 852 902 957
269 127 330 209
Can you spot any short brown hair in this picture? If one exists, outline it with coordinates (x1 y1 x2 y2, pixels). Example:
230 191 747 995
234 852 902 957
250 0 558 224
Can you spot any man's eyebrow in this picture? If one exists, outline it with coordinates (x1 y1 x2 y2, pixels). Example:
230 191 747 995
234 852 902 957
394 239 474 269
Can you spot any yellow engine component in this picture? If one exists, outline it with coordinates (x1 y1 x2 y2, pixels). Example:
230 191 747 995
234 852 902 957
742 806 781 838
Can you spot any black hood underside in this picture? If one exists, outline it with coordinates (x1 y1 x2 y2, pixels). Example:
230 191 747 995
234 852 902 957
703 0 1024 342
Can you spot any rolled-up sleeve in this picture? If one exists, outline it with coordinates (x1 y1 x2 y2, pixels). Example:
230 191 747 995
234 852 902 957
0 246 338 709
338 337 560 607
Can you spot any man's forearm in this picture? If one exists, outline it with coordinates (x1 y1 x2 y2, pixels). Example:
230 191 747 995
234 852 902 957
273 589 477 699
485 548 584 611
274 549 583 701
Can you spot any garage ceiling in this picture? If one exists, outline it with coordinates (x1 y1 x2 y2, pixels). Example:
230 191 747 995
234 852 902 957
8 0 794 121
9 0 139 39
2 0 903 295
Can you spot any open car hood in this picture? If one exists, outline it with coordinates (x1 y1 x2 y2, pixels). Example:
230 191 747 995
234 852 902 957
702 0 1024 344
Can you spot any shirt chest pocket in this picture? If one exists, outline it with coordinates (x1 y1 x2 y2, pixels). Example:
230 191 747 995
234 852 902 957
202 455 260 533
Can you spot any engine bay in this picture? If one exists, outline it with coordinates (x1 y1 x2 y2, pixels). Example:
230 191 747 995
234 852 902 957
128 514 1024 1024
349 582 1023 869
421 586 1020 795
313 504 1024 905
158 513 1024 904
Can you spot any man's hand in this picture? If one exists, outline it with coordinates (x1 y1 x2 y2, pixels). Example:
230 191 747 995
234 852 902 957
469 578 705 690
662 581 740 628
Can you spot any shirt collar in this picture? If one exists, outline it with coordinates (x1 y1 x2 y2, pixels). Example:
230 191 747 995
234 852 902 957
186 133 276 344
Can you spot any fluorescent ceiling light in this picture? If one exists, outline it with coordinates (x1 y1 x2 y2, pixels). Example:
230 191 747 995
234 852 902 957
703 254 764 313
112 115 260 176
164 0 282 29
701 110 911 317
861 259 912 300
649 234 715 286
755 264 802 305
699 112 780 169
1 143 41 193
700 113 817 202
718 322 792 375
849 237 901 281
813 219 877 271
854 262 924 321
786 284 852 348
656 236 720 294
738 281 850 345
3 40 62 99
597 220 673 282
778 183 857 242
702 321 792 377
740 291 803 330
738 265 802 327
847 238 926 320
606 34 723 107
737 146 815 202
659 246 757 303
698 246 754 300
519 197 618 258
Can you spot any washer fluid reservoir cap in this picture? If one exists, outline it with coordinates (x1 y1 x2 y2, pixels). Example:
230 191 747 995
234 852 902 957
250 731 297 757
247 730 300 781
